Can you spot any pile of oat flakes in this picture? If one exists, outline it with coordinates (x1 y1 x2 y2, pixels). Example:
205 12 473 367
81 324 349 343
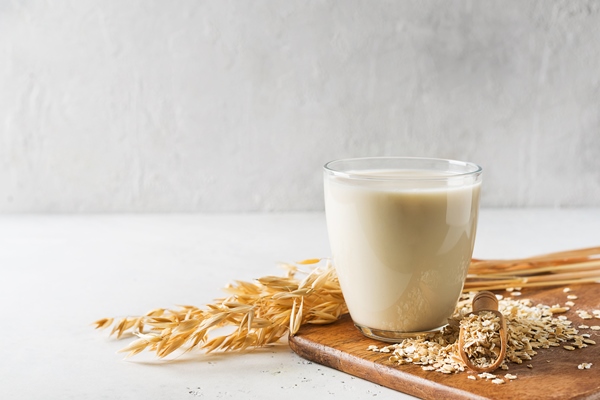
368 288 599 385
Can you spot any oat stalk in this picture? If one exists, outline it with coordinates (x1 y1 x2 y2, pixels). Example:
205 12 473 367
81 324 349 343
466 246 600 292
93 259 347 358
95 247 600 358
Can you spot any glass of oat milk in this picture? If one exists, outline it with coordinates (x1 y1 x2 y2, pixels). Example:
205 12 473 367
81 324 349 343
324 157 482 342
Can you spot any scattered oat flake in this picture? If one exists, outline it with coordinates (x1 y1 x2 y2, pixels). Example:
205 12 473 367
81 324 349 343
567 295 578 300
504 373 518 380
578 311 593 320
591 326 600 331
374 292 594 377
367 345 379 351
492 378 505 385
510 291 522 296
563 345 576 351
579 325 590 329
578 363 593 370
467 375 476 380
563 287 571 293
565 301 575 307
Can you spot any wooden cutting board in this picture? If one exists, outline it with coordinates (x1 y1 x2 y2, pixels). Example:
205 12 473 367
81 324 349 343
289 284 600 399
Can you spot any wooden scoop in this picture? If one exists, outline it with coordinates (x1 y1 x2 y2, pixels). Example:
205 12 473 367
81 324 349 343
458 291 508 373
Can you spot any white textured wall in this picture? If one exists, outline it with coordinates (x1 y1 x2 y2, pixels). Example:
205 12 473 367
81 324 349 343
1 1 599 212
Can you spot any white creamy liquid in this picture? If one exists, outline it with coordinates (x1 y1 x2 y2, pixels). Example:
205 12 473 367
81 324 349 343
325 169 481 332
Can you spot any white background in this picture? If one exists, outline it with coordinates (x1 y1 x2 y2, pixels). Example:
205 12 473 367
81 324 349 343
1 0 600 213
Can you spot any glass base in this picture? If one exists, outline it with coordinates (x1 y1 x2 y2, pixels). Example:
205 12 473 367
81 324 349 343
354 323 447 343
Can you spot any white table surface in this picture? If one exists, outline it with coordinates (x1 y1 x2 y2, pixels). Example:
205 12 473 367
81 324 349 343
1 209 599 400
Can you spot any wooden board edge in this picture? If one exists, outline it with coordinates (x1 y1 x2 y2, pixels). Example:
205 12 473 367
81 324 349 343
289 332 489 400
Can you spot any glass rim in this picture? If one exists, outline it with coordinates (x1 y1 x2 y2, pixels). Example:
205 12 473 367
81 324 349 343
323 156 482 181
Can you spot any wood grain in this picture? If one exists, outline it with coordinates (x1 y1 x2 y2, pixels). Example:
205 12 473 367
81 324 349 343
289 284 600 399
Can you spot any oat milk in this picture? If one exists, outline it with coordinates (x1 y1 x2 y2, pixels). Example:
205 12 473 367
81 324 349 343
325 169 481 333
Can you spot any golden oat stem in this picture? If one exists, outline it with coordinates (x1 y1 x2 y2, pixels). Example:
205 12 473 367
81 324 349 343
468 260 600 278
464 277 600 292
464 247 600 292
469 247 600 274
465 269 600 286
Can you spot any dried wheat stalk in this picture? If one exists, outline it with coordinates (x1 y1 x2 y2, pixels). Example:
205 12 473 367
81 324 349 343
95 247 600 358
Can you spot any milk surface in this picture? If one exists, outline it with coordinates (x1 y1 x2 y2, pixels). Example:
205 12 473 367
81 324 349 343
325 168 481 333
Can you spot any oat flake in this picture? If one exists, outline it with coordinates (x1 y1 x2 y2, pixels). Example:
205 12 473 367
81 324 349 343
369 292 595 377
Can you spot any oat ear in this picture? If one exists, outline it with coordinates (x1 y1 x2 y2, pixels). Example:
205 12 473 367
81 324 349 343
94 259 347 357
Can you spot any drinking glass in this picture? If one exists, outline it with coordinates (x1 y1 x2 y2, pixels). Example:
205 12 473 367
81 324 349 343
323 157 482 341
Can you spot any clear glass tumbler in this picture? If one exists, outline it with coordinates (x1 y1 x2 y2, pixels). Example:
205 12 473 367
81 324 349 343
323 157 482 342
